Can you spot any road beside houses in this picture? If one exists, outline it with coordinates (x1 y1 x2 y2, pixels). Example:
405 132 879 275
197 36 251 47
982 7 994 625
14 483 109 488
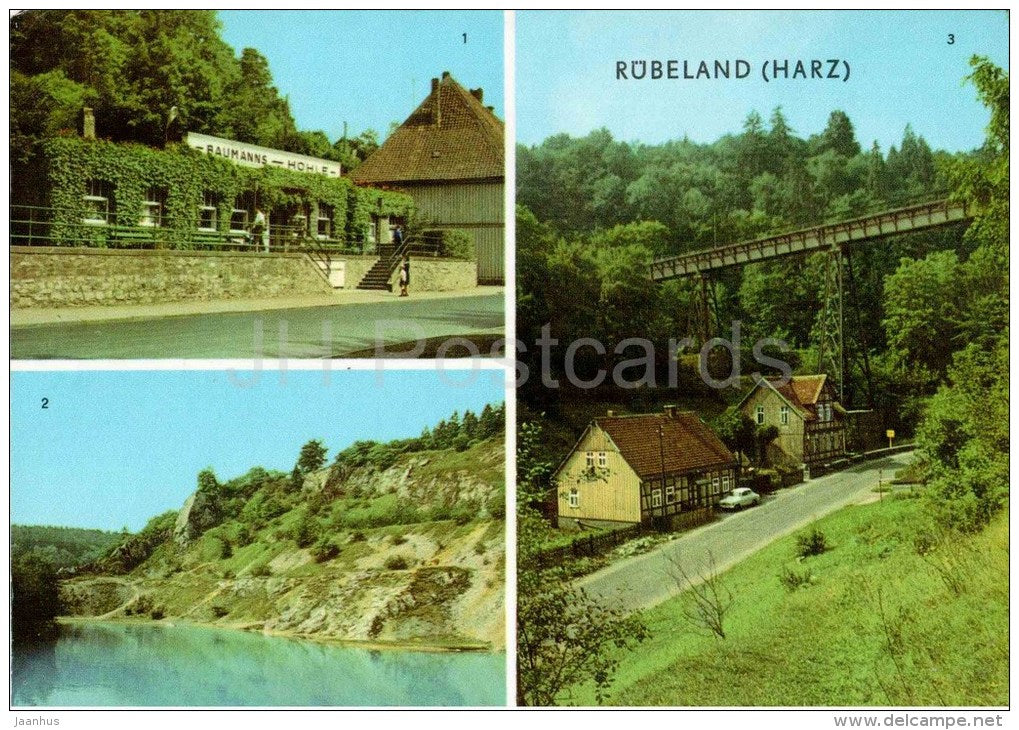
576 451 913 613
11 291 504 359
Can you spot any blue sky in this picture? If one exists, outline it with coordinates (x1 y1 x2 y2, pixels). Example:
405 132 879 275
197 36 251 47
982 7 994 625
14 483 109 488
11 370 504 531
218 10 504 144
517 10 1009 153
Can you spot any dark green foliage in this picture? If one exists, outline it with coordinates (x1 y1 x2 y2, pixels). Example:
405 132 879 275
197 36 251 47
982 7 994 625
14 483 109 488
31 136 412 248
249 562 272 577
211 605 229 618
295 439 328 475
11 553 61 643
150 606 165 620
796 528 828 558
311 537 341 563
291 513 320 548
778 565 813 592
11 524 122 570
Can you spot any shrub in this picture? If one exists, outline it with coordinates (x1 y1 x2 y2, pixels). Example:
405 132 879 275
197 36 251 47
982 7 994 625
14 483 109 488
249 562 272 577
385 555 410 570
150 606 165 620
390 534 408 546
797 528 828 558
311 537 341 563
779 565 813 592
211 605 229 618
441 229 475 260
348 531 366 543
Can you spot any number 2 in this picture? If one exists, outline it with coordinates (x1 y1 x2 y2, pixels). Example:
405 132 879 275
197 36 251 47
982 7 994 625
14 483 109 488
41 397 49 409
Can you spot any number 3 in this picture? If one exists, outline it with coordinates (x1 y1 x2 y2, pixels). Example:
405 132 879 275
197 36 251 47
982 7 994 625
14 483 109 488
948 34 955 44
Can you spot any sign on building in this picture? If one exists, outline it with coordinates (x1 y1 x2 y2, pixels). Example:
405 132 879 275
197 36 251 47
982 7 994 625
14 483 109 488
185 133 341 178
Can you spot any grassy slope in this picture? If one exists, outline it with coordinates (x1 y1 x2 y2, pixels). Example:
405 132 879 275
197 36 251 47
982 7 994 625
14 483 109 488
567 494 1008 706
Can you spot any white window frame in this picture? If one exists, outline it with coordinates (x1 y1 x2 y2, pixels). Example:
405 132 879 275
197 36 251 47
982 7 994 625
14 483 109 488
780 405 789 425
316 202 333 240
139 186 165 228
198 191 218 231
722 474 731 491
568 489 579 509
665 484 676 504
83 179 110 225
651 488 663 508
597 451 607 468
585 451 595 469
229 196 249 234
756 405 765 425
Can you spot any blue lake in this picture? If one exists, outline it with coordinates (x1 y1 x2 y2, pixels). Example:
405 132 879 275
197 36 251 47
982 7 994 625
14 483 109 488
11 622 506 707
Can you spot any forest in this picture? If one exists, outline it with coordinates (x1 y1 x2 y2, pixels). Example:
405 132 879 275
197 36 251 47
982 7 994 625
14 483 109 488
516 58 1007 442
10 10 379 168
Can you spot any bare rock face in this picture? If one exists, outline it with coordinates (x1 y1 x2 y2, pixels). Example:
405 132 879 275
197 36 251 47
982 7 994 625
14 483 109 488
173 490 220 546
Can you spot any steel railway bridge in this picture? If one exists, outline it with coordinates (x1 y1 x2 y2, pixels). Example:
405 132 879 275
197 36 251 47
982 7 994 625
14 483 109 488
650 199 972 406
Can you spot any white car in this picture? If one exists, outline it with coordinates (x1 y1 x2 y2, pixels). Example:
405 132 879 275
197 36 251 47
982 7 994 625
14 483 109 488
719 487 761 510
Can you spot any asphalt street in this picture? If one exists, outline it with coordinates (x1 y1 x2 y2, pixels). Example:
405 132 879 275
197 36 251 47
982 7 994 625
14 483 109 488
11 293 504 359
576 452 914 613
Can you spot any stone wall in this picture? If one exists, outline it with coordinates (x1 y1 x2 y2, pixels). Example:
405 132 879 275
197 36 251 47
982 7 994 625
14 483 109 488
388 258 477 292
11 246 332 309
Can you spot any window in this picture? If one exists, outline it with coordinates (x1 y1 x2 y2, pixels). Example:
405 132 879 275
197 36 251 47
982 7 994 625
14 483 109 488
83 179 110 224
597 451 607 468
317 203 333 239
568 489 579 509
712 476 721 494
722 475 731 491
780 405 789 425
651 488 663 508
585 451 595 469
665 484 676 504
756 405 765 425
139 187 165 227
230 195 250 233
198 191 218 231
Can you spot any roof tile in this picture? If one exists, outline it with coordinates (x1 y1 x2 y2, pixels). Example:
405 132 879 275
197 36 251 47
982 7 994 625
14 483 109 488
595 411 735 480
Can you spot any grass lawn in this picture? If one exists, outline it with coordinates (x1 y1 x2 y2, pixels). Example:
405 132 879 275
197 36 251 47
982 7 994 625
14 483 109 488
565 494 1008 707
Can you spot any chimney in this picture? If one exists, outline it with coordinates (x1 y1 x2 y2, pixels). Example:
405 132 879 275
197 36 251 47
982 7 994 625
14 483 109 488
82 107 95 140
442 70 451 79
486 105 494 113
470 87 483 103
431 76 441 127
663 405 678 418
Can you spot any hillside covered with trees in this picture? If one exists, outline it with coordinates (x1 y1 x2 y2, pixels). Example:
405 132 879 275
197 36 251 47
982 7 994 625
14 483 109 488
517 58 1006 445
10 10 379 169
16 403 507 650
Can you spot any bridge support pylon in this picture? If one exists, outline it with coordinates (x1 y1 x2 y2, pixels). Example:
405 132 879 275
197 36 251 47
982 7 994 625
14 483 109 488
815 244 845 402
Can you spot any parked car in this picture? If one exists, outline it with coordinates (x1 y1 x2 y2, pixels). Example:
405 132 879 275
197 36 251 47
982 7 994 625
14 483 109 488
719 487 761 510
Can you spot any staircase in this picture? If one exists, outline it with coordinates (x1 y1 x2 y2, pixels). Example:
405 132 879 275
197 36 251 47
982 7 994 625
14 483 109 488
356 243 401 291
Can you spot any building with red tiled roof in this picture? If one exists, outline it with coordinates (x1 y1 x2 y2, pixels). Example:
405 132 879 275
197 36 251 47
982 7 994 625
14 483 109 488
737 374 847 467
352 71 504 284
553 406 737 527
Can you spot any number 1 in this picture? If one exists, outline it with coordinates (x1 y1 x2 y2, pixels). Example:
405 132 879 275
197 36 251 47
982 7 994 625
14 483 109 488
463 32 467 43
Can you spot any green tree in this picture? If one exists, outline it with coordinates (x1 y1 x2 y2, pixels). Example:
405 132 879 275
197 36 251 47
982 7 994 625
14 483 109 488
296 439 328 475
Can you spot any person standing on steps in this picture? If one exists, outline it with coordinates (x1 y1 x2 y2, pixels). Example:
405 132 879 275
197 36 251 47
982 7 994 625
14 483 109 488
392 224 404 249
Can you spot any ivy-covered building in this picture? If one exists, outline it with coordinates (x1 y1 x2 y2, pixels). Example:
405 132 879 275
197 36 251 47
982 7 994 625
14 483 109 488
12 126 413 253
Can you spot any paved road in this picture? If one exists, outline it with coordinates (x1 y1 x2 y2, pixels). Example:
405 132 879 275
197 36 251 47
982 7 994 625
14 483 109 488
11 293 503 359
576 452 913 613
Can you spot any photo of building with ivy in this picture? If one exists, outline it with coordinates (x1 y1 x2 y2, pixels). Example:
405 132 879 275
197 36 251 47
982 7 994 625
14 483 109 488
10 10 505 358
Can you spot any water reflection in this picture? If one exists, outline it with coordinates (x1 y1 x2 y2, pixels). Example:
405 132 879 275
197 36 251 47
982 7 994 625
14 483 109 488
12 622 504 706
